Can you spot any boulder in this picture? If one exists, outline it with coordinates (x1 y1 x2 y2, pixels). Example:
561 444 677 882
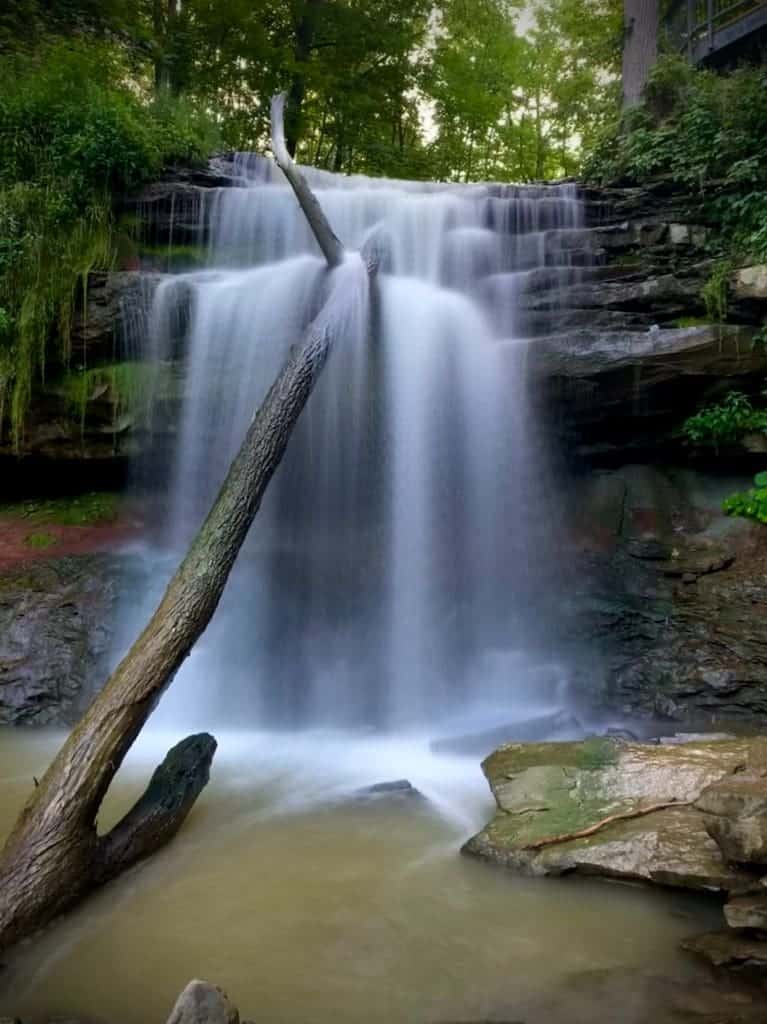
463 736 767 892
697 773 767 865
166 980 240 1024
354 779 422 800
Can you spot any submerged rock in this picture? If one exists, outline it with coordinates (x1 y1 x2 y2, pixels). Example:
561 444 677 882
355 779 421 799
430 710 583 757
166 980 240 1024
464 736 767 892
725 895 767 931
682 930 767 973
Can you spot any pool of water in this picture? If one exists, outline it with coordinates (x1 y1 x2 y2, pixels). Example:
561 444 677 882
0 729 722 1023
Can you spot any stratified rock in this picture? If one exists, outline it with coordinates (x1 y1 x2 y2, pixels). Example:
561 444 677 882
166 980 240 1024
69 271 164 365
0 555 127 725
529 324 762 379
697 774 767 865
682 930 767 972
725 895 767 931
570 465 767 722
463 736 767 891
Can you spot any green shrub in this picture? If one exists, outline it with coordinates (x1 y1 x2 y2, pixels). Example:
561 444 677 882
724 472 767 525
701 260 731 323
682 391 767 444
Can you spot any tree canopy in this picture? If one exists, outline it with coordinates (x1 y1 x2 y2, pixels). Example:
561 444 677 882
0 0 623 183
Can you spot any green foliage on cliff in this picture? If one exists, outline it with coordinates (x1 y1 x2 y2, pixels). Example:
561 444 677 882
585 57 767 263
723 474 767 525
682 391 767 445
0 40 215 448
60 361 170 436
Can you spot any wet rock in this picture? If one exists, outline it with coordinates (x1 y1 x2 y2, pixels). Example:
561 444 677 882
166 980 240 1024
571 468 767 722
682 930 767 972
464 736 767 891
355 779 420 799
725 895 767 931
696 774 767 864
431 710 583 757
0 555 127 725
69 271 164 365
530 324 762 379
660 732 736 745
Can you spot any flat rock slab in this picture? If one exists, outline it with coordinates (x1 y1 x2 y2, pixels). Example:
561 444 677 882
725 894 767 931
682 930 767 972
464 736 767 891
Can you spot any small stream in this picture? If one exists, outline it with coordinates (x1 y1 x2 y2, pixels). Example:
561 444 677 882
0 729 721 1023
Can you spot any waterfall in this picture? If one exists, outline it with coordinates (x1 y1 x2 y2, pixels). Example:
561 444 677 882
133 159 586 733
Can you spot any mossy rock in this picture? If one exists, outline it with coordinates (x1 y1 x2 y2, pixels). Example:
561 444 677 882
464 736 767 892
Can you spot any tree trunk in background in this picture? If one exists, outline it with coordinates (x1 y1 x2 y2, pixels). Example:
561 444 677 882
0 96 361 955
622 0 659 107
285 0 325 157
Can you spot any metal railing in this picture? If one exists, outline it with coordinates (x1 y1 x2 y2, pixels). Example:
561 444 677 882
665 0 767 61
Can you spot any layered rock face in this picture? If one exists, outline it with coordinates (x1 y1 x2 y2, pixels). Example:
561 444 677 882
0 555 127 725
567 464 767 722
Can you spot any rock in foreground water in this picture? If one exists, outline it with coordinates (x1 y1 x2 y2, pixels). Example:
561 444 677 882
463 736 767 892
166 981 240 1024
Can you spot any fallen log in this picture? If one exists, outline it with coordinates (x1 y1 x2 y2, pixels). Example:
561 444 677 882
0 95 367 952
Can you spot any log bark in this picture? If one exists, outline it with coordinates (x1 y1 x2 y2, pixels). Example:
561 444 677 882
271 93 345 268
0 96 361 953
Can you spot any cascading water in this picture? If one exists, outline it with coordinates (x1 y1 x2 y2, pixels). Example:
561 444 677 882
129 158 588 735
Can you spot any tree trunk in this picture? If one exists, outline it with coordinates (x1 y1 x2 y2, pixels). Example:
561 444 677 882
285 0 325 157
0 96 363 954
622 0 659 107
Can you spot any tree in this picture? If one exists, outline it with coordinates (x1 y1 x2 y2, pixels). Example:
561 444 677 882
622 0 659 106
0 95 370 954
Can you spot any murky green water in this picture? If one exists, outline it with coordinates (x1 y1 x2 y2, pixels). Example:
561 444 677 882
0 729 722 1023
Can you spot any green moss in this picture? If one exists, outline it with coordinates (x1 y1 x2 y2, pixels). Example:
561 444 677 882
138 242 208 269
0 491 119 527
58 361 171 435
671 316 714 328
24 530 58 549
485 737 619 777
